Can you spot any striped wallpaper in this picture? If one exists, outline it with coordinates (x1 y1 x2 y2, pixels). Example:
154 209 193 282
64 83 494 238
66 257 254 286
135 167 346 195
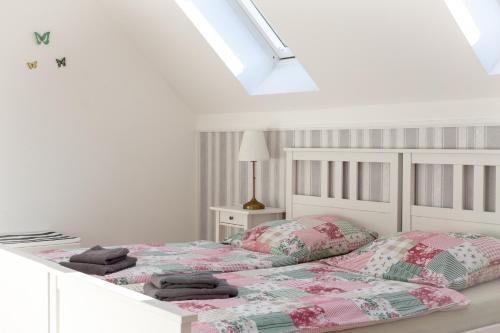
199 126 500 240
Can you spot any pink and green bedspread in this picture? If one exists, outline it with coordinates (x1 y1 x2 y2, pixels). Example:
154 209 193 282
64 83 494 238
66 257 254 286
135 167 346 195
36 241 299 285
171 263 469 333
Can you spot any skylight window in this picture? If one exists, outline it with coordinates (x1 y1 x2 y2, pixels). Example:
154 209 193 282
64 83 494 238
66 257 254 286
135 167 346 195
235 0 294 60
445 0 480 45
176 0 245 76
445 0 500 75
175 0 318 95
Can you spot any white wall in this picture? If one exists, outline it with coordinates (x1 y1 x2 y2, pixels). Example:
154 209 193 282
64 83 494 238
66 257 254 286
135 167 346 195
196 97 500 131
0 0 197 246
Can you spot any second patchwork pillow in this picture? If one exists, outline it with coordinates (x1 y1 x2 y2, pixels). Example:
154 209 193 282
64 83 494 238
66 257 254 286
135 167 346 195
321 230 500 290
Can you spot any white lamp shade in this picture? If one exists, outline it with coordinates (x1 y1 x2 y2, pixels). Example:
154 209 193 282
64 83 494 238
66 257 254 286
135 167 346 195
239 131 270 161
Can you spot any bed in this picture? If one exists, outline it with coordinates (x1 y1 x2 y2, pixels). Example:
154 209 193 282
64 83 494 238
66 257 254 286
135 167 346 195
1 148 500 333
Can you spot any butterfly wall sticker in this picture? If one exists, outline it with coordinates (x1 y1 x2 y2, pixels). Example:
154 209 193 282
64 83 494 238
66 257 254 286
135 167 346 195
56 57 66 68
26 61 38 70
34 32 50 45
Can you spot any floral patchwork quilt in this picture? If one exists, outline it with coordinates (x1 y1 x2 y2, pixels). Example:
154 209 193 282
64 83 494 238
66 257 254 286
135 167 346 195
170 263 469 333
36 241 299 285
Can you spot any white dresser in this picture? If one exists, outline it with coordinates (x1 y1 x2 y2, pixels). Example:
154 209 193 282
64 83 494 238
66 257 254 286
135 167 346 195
0 231 81 253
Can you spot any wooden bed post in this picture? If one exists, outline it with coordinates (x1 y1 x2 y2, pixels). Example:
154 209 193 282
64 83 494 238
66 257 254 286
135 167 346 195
402 153 414 232
286 150 293 220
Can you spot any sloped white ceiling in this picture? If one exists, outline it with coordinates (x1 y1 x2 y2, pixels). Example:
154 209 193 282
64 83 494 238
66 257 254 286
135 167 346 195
103 0 500 114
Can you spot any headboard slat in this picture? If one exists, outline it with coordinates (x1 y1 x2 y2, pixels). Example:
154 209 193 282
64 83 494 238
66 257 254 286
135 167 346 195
320 161 329 199
473 166 485 212
349 162 358 201
453 164 464 211
334 162 343 199
496 167 500 214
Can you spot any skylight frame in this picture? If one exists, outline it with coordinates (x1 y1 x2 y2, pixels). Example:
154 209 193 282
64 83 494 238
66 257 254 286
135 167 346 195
444 0 500 75
235 0 295 60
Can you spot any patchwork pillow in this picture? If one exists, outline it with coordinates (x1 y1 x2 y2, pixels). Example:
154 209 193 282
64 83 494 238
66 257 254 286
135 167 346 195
321 230 500 290
224 215 377 263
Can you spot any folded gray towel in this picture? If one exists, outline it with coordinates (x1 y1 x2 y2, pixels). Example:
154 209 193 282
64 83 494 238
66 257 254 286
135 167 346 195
69 245 130 265
151 272 220 289
150 294 230 302
143 279 238 302
61 256 137 276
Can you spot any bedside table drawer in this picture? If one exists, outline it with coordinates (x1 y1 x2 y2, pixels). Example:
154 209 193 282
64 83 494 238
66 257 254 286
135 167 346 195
219 211 246 226
211 206 285 242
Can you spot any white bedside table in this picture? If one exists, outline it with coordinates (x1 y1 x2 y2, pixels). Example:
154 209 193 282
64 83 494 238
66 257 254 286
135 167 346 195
210 206 285 242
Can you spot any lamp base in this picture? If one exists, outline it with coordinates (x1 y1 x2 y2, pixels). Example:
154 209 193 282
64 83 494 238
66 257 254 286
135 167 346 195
243 197 265 210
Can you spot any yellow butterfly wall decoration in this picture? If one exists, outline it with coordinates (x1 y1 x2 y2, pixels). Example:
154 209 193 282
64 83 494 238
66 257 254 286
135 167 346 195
27 61 38 70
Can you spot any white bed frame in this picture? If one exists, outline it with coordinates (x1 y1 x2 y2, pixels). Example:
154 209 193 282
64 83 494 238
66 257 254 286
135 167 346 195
1 148 500 333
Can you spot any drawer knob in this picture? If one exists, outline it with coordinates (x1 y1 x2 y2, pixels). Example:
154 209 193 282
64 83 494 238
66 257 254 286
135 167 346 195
229 216 234 220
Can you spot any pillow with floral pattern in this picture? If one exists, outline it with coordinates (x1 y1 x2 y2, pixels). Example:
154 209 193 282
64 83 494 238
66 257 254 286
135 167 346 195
321 230 500 290
224 215 377 263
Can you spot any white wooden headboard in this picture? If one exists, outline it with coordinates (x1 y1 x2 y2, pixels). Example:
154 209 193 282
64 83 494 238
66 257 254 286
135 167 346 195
285 148 402 236
403 150 500 238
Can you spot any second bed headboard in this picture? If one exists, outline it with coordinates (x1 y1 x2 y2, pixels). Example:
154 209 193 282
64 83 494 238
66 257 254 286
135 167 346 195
285 148 402 236
403 150 500 238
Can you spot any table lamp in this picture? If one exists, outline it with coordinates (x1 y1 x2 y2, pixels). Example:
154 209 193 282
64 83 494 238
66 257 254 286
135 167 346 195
239 130 270 210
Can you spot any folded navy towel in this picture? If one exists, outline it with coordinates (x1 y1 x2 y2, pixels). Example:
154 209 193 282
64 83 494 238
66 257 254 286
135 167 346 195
69 245 129 265
143 279 238 302
151 272 220 289
61 256 137 276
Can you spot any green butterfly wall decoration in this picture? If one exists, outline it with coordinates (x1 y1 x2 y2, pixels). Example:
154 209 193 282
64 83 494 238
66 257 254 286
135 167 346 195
56 57 66 68
34 32 50 45
26 61 38 70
